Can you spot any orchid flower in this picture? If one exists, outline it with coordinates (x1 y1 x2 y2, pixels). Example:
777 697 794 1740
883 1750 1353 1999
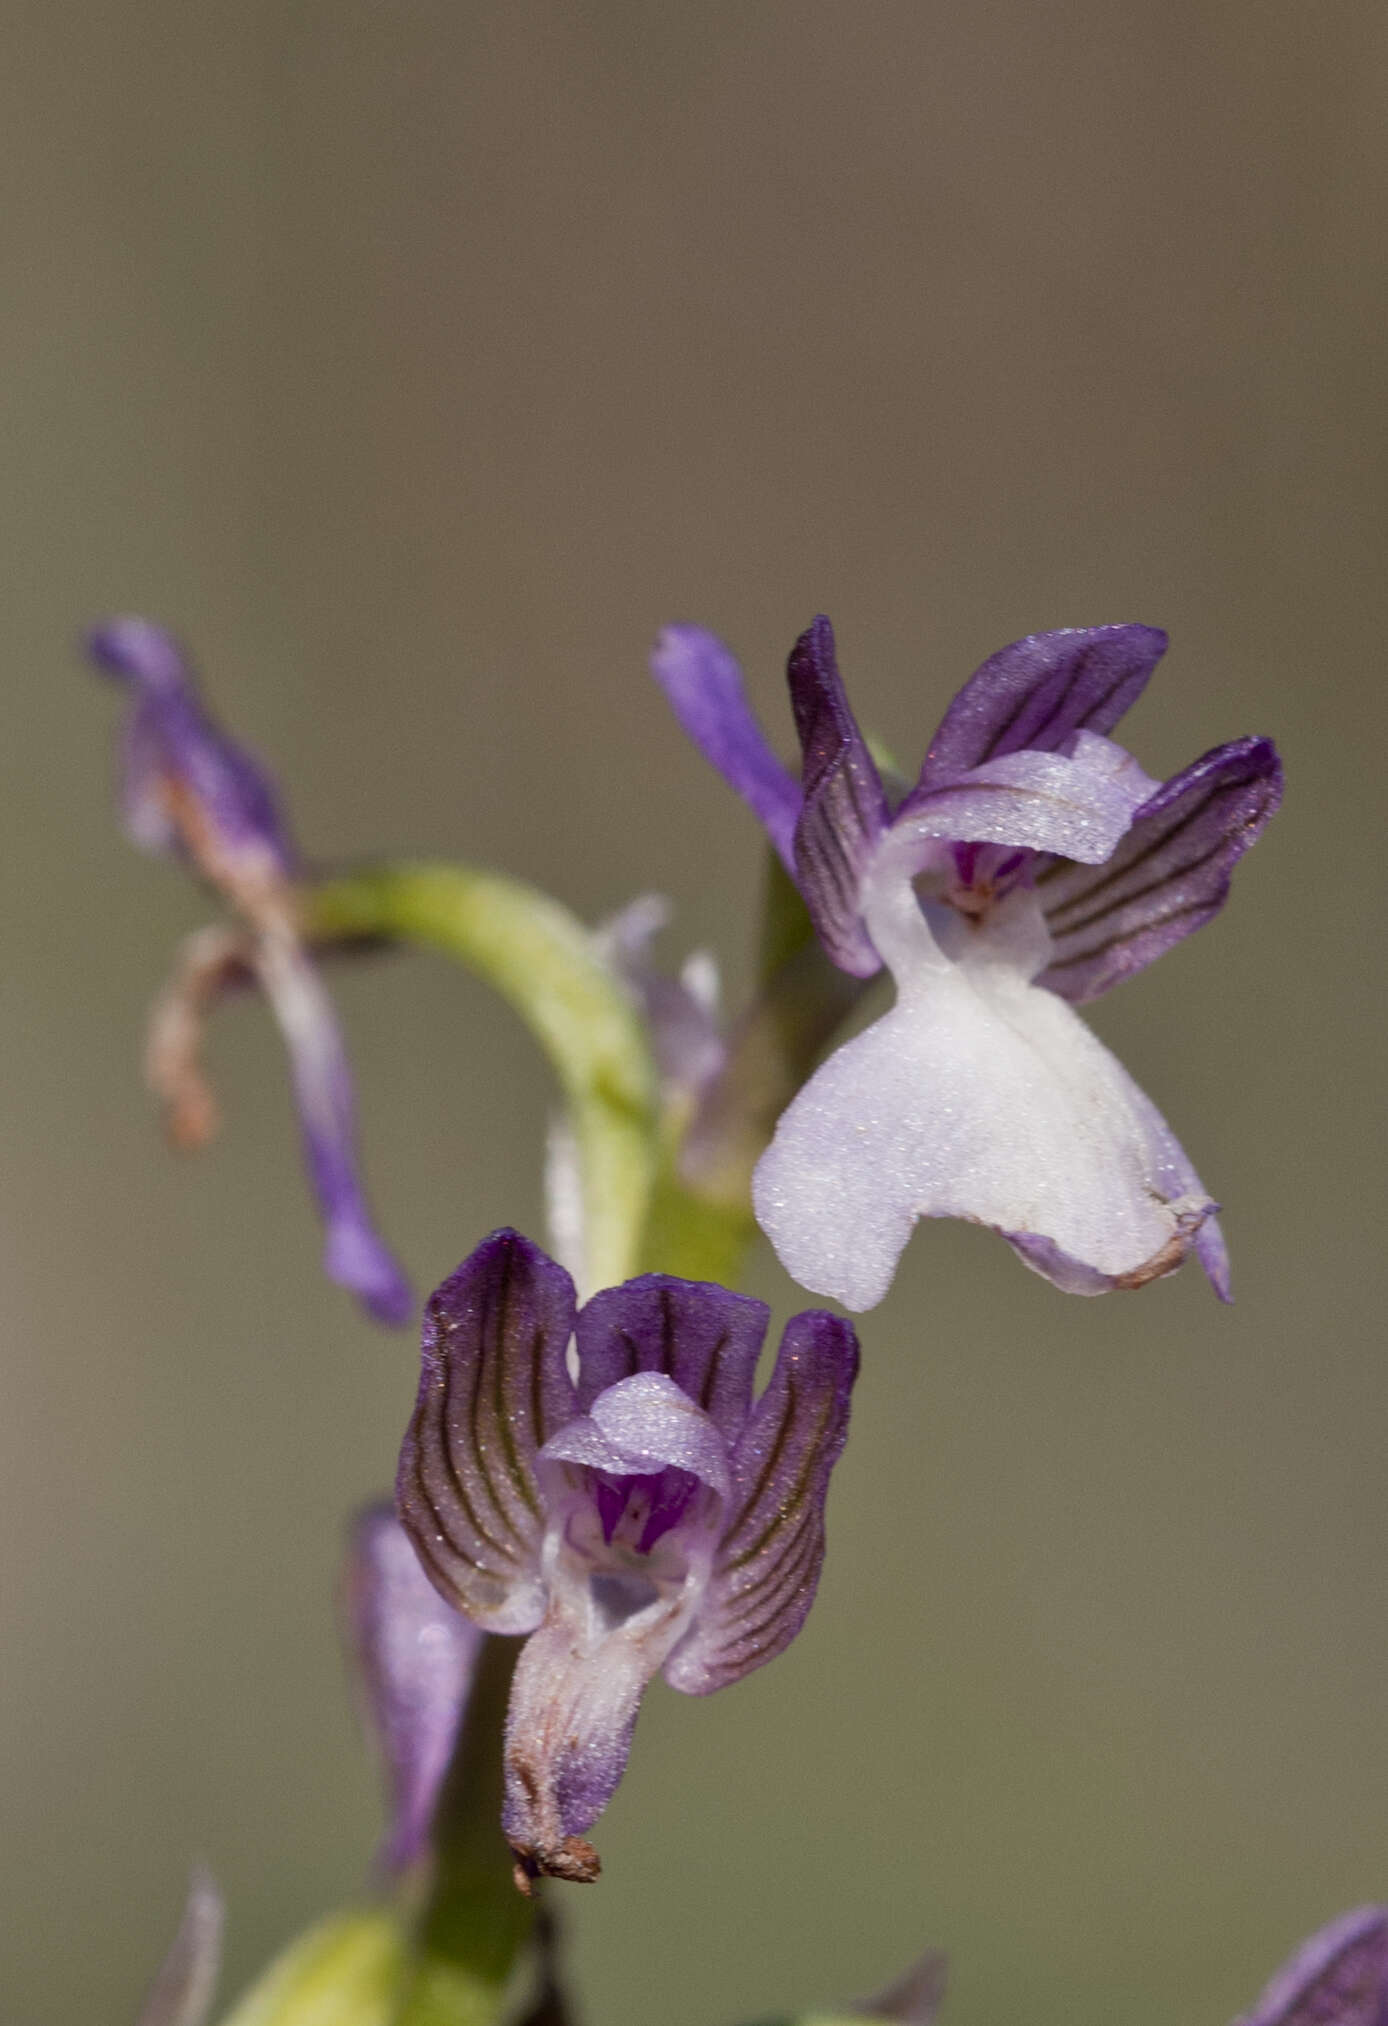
343 1503 484 1877
396 1228 858 1887
1236 1905 1388 2026
87 618 412 1324
653 619 1281 1307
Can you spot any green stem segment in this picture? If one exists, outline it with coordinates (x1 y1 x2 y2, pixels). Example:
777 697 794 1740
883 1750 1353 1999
391 1639 533 2026
306 862 659 1293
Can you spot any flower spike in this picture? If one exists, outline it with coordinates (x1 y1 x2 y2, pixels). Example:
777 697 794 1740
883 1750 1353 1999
397 1230 858 1887
86 618 412 1324
655 618 1280 1306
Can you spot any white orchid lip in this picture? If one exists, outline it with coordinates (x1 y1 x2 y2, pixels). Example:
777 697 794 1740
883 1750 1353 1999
754 732 1221 1312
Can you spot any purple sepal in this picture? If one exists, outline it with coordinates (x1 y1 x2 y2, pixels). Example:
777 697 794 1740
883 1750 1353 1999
87 618 296 879
1036 735 1283 1002
663 1308 859 1695
650 626 801 872
344 1503 484 1877
1237 1907 1388 2026
915 624 1166 791
573 1276 769 1440
789 617 890 978
135 1866 223 2026
250 937 413 1326
397 1230 579 1634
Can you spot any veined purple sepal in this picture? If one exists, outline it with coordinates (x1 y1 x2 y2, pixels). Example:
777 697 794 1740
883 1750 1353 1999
788 617 890 978
1237 1906 1388 2026
397 1230 579 1635
915 624 1166 789
135 1867 224 2026
87 618 295 883
573 1275 769 1437
650 626 802 872
1036 735 1283 1002
344 1503 484 1877
663 1308 858 1694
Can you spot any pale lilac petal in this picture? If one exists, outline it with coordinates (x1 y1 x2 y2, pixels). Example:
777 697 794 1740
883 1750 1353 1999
1036 736 1283 1002
87 617 295 878
254 933 413 1326
788 616 890 978
573 1274 769 1439
651 626 801 870
663 1309 858 1694
1237 1907 1388 2026
343 1503 484 1876
596 895 726 1102
916 624 1166 788
752 958 1217 1310
397 1231 579 1633
885 732 1161 871
135 1867 223 2026
543 1373 732 1497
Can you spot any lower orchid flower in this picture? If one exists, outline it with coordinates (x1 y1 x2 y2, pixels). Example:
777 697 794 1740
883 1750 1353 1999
396 1228 858 1888
653 617 1281 1307
86 618 411 1324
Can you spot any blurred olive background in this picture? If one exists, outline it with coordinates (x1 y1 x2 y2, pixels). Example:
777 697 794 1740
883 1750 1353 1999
2 4 1385 2023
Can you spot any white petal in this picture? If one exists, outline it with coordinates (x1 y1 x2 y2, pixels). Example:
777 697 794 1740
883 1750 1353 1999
753 956 1214 1310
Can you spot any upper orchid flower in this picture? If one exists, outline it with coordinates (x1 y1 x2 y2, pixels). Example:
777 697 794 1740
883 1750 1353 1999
1236 1905 1388 2026
87 618 412 1324
653 619 1281 1307
396 1228 858 1888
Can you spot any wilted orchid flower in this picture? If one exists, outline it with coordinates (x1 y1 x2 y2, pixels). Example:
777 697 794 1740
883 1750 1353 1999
396 1228 858 1888
343 1502 484 1877
86 618 411 1324
1236 1905 1388 2026
653 619 1281 1307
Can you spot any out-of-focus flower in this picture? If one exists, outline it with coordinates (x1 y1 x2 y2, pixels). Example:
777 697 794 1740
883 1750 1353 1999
1236 1905 1388 2026
396 1228 858 1888
653 619 1280 1308
135 1866 223 2026
343 1502 484 1878
87 618 411 1324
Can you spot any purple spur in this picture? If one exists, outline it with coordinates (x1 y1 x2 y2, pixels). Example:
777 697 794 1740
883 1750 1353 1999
396 1228 858 1888
653 619 1281 1308
1236 1905 1388 2026
87 617 411 1324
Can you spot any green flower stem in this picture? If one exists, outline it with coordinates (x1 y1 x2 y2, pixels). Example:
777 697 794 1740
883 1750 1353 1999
305 863 659 1292
391 1637 533 2026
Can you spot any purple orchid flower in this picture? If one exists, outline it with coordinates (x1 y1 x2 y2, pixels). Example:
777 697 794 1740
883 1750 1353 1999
343 1502 484 1877
396 1228 858 1888
653 619 1281 1308
87 617 412 1325
1237 1905 1388 2026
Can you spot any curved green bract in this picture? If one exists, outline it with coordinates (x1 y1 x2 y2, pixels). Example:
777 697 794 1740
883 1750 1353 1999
307 863 659 1292
215 1910 405 2026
